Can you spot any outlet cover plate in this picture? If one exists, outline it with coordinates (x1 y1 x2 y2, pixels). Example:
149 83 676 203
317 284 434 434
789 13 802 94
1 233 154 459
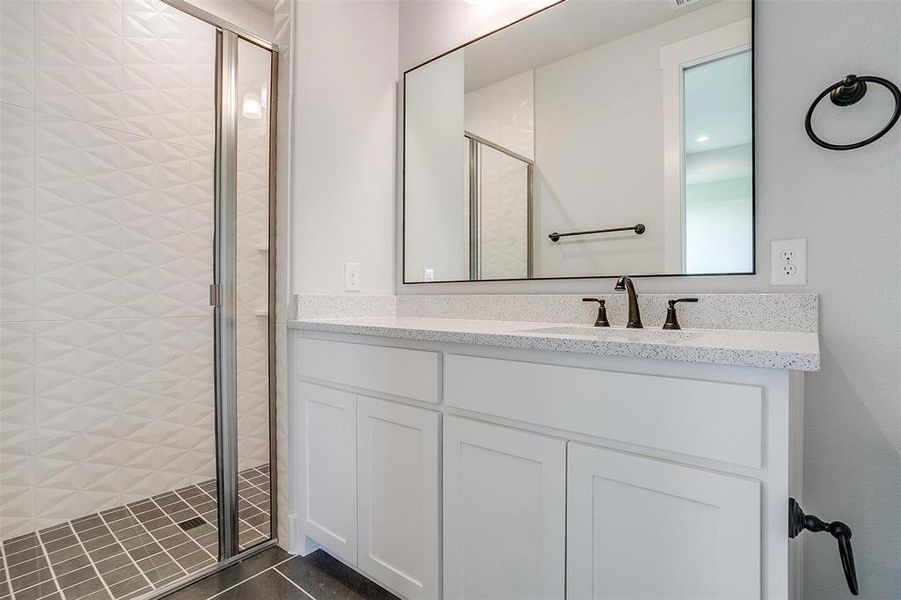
344 262 361 292
771 239 807 285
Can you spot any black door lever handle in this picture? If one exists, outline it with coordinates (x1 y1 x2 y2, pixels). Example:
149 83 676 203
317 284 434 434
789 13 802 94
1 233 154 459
789 498 859 596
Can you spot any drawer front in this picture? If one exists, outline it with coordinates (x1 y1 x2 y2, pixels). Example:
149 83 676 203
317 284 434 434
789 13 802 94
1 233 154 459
298 338 440 403
445 354 763 468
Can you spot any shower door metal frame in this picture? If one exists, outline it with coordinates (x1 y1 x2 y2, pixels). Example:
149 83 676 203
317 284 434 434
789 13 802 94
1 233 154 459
153 0 280 596
464 131 534 280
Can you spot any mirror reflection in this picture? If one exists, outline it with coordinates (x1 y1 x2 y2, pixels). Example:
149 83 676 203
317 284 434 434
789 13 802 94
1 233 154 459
404 0 754 283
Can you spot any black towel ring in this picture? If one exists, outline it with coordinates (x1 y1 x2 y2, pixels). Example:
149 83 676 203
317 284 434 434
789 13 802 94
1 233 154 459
804 74 901 151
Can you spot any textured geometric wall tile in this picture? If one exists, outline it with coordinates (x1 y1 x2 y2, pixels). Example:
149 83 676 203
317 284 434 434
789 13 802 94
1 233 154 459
0 107 36 321
0 486 34 540
236 315 269 469
0 0 35 107
0 322 35 421
0 0 34 38
82 3 123 39
0 321 36 536
117 318 184 383
34 1 81 37
0 103 35 180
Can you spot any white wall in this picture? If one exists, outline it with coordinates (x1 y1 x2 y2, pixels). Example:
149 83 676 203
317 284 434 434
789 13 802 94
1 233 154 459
396 1 901 597
291 0 399 295
404 52 466 282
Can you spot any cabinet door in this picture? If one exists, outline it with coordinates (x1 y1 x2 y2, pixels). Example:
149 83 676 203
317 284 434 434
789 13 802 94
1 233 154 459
301 383 357 565
444 416 566 600
566 443 761 600
358 396 440 600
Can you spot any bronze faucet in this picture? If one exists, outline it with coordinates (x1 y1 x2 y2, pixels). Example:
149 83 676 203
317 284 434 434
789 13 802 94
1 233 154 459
614 275 642 328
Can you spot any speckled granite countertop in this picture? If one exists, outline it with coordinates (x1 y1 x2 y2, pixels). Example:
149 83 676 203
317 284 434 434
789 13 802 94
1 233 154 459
288 316 820 371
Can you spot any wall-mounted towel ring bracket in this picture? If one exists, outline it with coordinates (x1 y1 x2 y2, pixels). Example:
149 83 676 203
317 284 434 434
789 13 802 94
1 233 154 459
804 74 901 151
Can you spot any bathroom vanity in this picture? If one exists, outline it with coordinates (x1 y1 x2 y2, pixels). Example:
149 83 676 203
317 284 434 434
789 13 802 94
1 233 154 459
287 310 818 600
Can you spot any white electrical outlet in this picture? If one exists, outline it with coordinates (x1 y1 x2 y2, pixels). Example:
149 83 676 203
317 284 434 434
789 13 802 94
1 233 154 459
344 262 361 292
423 268 434 282
771 239 807 285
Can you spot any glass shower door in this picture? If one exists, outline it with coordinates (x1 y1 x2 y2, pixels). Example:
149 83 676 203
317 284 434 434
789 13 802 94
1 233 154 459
234 37 275 553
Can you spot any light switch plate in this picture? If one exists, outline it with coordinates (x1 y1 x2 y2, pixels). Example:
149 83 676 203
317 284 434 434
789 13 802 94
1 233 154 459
344 262 361 291
770 239 807 285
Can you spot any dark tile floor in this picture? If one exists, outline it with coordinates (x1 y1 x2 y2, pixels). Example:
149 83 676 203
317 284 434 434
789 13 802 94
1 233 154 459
165 547 400 600
0 466 271 600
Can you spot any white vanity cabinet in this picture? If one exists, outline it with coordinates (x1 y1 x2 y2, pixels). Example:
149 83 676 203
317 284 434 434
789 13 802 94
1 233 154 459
291 330 804 600
300 382 357 564
299 378 441 600
566 443 761 600
357 395 440 600
443 416 566 600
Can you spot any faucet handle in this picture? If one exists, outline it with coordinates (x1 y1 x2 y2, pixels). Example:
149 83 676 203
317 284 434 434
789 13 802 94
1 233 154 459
663 298 698 330
582 298 610 327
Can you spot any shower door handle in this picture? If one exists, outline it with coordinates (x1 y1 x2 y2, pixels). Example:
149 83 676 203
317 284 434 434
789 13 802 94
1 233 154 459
210 284 222 307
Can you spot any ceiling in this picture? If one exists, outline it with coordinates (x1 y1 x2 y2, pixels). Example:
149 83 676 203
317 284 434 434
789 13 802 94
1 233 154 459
462 0 724 91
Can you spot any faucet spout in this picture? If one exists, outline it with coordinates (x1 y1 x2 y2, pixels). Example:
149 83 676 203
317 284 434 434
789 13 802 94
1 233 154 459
614 275 643 328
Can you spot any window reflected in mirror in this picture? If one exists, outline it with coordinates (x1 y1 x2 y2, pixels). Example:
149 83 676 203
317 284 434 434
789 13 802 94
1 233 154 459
683 49 753 274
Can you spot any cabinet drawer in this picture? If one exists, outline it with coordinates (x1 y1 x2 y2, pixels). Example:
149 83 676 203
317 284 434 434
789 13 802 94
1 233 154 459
298 338 440 403
445 354 763 468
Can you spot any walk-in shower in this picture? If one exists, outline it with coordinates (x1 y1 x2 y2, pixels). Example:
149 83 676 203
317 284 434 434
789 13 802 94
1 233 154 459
0 0 280 598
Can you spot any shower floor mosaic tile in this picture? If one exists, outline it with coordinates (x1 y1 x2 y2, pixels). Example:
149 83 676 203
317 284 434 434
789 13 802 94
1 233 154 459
0 465 270 600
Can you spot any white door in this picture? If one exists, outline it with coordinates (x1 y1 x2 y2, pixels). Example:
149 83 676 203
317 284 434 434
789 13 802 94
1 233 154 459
566 443 761 600
444 416 566 600
357 396 440 600
300 382 357 565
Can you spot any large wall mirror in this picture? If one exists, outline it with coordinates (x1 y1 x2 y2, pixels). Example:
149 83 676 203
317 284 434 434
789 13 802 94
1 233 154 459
403 0 754 283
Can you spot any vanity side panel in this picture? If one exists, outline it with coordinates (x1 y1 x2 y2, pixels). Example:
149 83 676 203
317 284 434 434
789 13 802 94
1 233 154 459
445 353 764 468
788 371 804 600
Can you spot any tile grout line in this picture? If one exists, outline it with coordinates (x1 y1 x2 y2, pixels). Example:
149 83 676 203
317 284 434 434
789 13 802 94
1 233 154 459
0 539 17 600
188 484 266 548
97 508 155 591
121 504 189 588
32 530 65 600
238 471 271 505
271 566 316 600
188 483 268 548
148 495 217 562
235 469 273 535
171 484 226 547
1 464 271 598
63 521 116 600
206 555 298 599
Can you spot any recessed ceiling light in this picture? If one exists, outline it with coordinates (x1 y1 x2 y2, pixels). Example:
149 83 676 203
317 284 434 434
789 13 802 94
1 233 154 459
695 134 710 143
